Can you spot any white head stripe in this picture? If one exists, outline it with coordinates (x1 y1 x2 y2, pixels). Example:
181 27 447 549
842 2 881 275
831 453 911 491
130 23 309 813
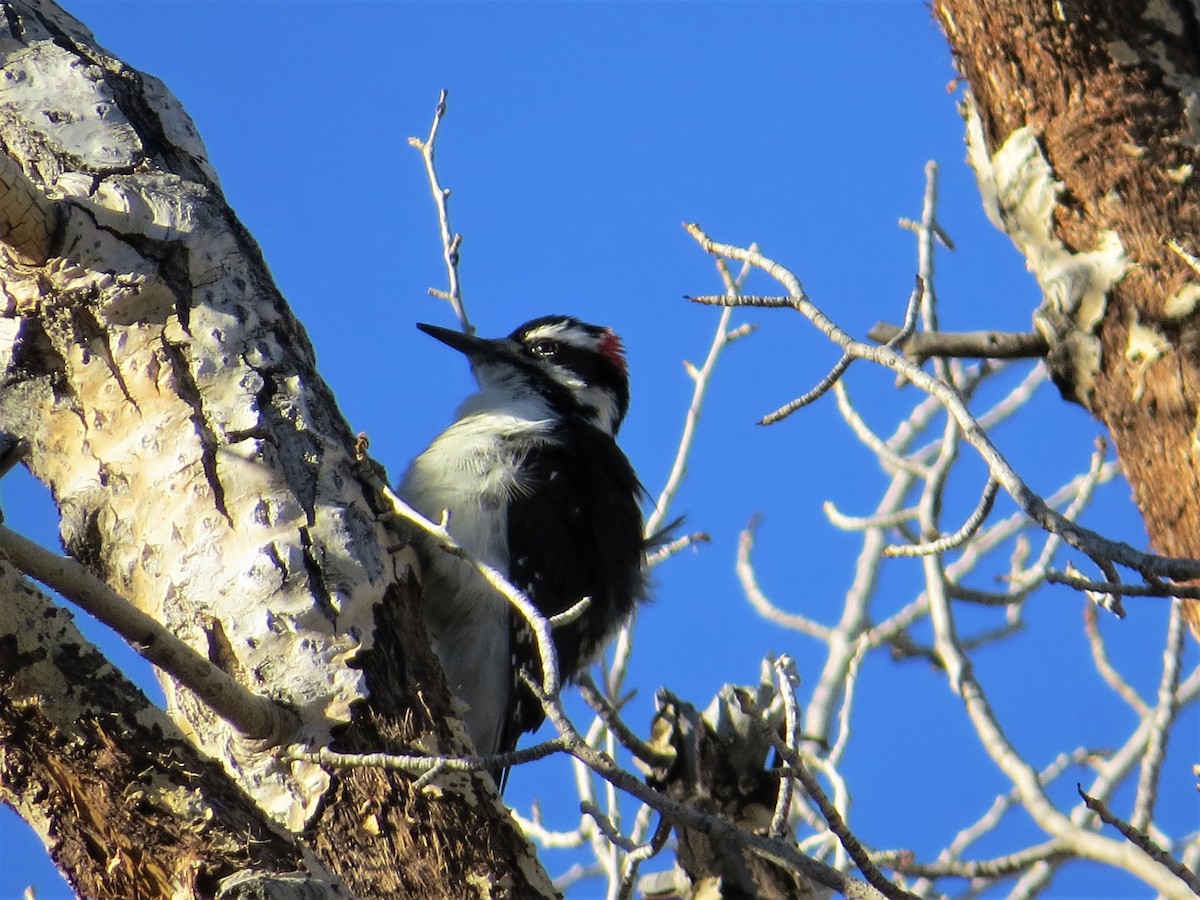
524 321 598 351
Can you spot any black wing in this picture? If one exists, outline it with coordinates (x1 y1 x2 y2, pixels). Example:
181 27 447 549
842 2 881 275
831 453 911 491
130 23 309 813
501 422 646 759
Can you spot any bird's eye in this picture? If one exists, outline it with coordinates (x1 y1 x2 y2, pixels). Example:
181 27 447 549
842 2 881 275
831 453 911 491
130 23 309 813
529 340 557 358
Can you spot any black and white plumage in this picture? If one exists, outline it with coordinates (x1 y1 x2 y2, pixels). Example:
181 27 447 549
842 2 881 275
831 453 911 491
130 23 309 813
399 315 646 772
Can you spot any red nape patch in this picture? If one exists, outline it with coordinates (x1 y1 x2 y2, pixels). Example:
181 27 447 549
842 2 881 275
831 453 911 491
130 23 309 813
599 329 627 375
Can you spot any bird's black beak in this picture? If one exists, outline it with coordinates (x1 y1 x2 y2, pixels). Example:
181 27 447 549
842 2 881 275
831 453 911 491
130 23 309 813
417 323 494 359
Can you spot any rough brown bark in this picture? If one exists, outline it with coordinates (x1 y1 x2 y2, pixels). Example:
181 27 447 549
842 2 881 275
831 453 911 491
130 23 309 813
0 1 553 896
933 0 1200 634
644 692 826 900
0 556 337 899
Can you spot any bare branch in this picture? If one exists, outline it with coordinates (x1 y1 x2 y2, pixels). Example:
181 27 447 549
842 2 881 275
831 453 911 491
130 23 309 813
898 214 956 251
575 674 674 770
833 380 930 477
286 738 568 776
737 515 831 641
646 530 710 568
1131 599 1186 831
684 222 1200 584
0 524 292 744
648 258 752 536
765 272 915 426
548 596 593 630
408 89 472 333
880 841 1066 880
868 322 1049 361
743 687 919 900
884 478 999 557
370 474 565 700
759 352 852 425
824 501 919 532
828 637 871 768
914 162 945 335
1046 571 1200 600
1003 438 1112 592
580 802 639 853
680 167 1199 899
1077 785 1200 894
768 657 802 840
617 816 672 900
1083 604 1150 716
512 805 591 851
687 293 794 308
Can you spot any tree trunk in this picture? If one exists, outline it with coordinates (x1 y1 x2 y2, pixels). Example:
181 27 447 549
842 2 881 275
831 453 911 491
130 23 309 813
0 555 344 899
0 1 552 896
932 0 1200 634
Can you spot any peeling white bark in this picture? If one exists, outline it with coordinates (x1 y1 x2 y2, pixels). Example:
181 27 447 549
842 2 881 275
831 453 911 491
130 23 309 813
964 98 1128 402
1125 314 1172 403
0 0 415 832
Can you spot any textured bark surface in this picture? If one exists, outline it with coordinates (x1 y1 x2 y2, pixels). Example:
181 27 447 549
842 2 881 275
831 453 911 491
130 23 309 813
934 0 1200 633
0 557 339 900
0 1 553 896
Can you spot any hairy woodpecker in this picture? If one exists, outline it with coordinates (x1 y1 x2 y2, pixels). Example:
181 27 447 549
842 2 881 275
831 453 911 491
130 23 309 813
399 315 646 772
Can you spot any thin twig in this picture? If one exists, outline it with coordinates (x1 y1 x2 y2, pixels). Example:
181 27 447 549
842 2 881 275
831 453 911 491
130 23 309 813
576 673 675 770
737 515 831 641
763 266 914 428
684 224 1200 584
885 275 925 352
646 530 710 567
824 500 919 532
879 841 1066 880
648 261 752 537
1077 785 1200 894
549 597 593 630
885 479 999 558
0 524 291 744
745 688 919 900
616 815 672 900
760 352 852 425
829 636 871 768
1083 604 1150 716
511 805 590 850
287 738 568 775
833 380 930 478
769 656 801 840
1131 599 1186 831
582 802 638 853
898 215 956 250
1046 571 1200 600
915 162 944 336
945 582 1029 606
685 294 794 308
981 439 1112 595
868 322 1048 361
408 89 471 333
366 470 565 700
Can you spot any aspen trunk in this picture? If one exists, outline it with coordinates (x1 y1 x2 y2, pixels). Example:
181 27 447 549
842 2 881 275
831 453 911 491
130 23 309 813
933 0 1200 635
0 1 552 896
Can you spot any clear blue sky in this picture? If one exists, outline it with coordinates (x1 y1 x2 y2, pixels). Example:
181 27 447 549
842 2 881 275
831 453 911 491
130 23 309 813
2 3 1194 898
